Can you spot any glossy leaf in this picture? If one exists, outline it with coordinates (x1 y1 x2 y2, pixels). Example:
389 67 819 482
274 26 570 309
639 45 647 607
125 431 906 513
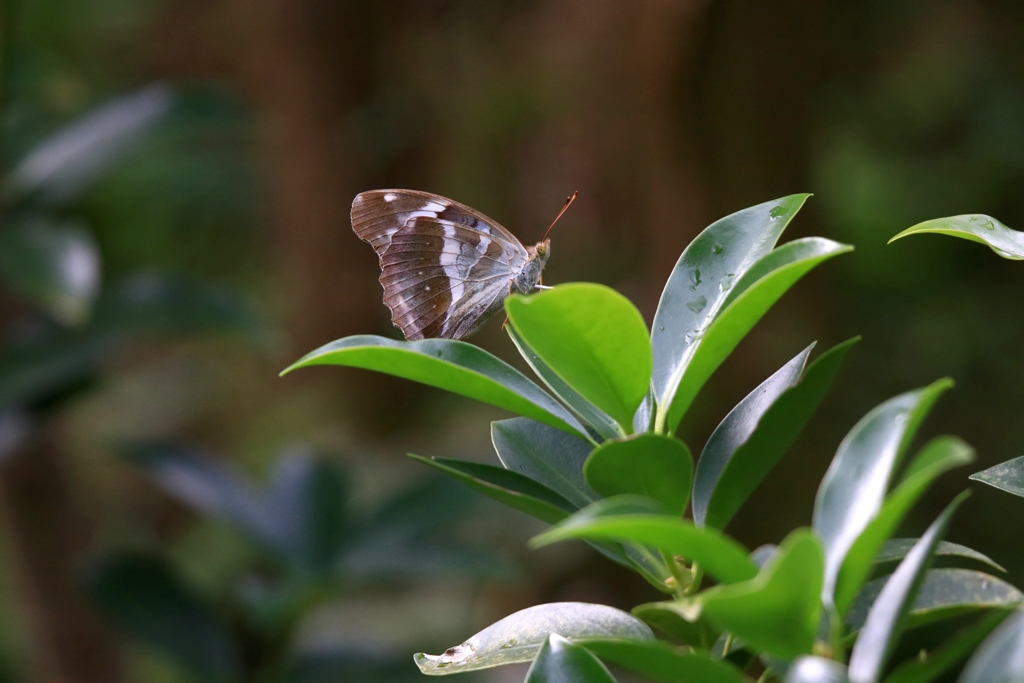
814 380 953 605
409 455 575 524
834 436 974 616
694 343 812 523
889 215 1024 260
492 418 597 509
525 635 617 683
520 494 675 584
876 539 1004 573
959 608 1024 683
885 608 1011 683
506 284 652 430
848 494 966 683
531 504 757 585
631 600 721 649
282 336 587 439
970 455 1024 499
656 234 851 433
652 194 808 426
847 569 1023 633
87 553 241 679
584 433 693 516
413 602 653 675
5 84 173 203
0 218 101 325
785 657 850 683
699 529 824 660
507 323 623 440
578 638 746 683
695 338 856 529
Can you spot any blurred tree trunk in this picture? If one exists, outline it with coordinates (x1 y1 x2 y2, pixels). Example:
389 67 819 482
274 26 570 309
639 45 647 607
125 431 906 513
227 0 382 357
0 424 123 683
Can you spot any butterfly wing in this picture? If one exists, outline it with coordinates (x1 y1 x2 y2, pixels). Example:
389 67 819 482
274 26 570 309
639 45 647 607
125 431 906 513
351 189 524 257
379 215 528 339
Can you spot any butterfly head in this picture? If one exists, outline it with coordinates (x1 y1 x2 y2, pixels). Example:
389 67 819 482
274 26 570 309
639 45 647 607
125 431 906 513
528 238 551 263
511 239 551 295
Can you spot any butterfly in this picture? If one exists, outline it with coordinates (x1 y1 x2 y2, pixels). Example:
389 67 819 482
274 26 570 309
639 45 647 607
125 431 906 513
351 189 559 340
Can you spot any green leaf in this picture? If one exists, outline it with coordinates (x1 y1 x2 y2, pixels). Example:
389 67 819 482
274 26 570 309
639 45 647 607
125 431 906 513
833 436 974 616
5 85 173 204
695 338 856 529
87 553 241 680
525 635 618 683
584 433 693 516
652 194 808 425
578 639 746 683
409 455 575 524
785 657 850 683
884 609 1012 683
847 569 1023 633
876 539 1005 573
492 418 597 509
0 218 101 325
506 284 652 430
888 215 1024 260
959 608 1024 682
507 323 623 440
655 232 851 433
413 602 653 675
970 455 1024 499
282 336 587 439
631 600 721 649
699 529 824 660
532 503 757 585
813 380 953 606
847 493 967 683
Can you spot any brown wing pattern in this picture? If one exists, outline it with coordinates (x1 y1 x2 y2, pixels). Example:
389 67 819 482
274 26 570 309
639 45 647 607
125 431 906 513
379 216 520 339
351 189 524 258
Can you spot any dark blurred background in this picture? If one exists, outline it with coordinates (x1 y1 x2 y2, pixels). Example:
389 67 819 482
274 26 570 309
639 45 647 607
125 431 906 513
1 1 1024 681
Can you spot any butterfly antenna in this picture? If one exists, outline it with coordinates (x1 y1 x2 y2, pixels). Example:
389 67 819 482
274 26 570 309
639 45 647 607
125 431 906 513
542 191 578 241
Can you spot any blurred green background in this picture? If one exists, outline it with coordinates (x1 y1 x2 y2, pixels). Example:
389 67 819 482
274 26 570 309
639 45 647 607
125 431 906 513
1 1 1024 681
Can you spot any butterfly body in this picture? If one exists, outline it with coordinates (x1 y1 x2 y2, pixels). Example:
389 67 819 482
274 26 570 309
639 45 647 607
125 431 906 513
351 189 550 340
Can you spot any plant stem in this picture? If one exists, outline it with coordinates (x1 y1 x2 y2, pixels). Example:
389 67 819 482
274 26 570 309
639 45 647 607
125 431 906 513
721 632 734 657
684 561 704 595
661 550 690 598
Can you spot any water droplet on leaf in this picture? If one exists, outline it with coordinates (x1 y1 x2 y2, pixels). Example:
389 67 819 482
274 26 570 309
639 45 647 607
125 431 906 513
769 206 787 221
686 296 707 313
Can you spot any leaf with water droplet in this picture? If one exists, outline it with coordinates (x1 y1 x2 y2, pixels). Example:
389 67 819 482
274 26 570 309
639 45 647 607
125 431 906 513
889 214 1024 260
686 296 707 314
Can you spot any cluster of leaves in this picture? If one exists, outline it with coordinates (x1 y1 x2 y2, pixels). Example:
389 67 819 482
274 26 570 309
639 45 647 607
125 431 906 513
89 443 502 682
0 86 262 433
889 215 1024 678
288 195 1024 681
